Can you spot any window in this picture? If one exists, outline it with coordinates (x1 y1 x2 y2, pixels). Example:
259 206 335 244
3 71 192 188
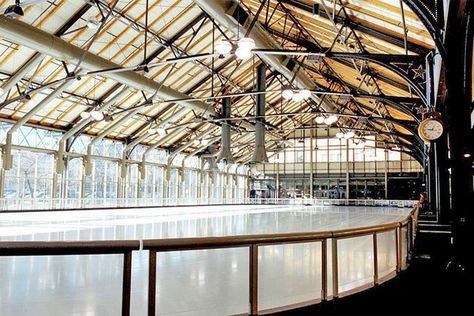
4 150 53 198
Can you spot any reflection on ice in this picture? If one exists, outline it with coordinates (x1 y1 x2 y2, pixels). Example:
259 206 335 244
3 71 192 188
0 204 410 241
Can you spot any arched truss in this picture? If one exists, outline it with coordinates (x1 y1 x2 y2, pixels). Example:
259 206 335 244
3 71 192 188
0 0 443 164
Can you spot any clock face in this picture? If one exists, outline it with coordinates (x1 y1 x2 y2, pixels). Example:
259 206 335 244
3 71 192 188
418 119 444 142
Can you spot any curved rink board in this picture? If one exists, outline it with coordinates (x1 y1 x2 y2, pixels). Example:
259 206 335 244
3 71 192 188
0 204 411 316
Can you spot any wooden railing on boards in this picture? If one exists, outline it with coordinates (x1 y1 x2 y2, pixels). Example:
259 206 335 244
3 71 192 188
0 205 419 316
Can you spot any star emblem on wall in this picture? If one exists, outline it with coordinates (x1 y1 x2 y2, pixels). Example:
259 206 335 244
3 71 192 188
412 64 425 80
415 106 429 114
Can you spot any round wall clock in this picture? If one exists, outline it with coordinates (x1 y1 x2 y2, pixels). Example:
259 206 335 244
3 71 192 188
418 117 444 142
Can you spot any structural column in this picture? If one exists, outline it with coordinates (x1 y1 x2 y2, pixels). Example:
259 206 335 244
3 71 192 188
251 64 268 163
384 150 388 199
345 140 350 199
442 0 474 270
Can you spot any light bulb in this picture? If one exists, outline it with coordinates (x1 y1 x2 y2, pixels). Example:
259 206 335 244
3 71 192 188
336 132 344 139
80 112 91 119
315 116 325 124
87 17 100 29
214 40 233 55
292 92 304 102
324 115 338 125
237 37 255 50
282 89 294 100
235 47 252 60
90 110 104 121
324 117 333 125
299 89 311 99
344 132 357 139
148 127 157 135
344 131 355 139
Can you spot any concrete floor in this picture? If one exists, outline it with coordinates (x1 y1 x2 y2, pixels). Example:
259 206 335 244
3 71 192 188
0 205 411 315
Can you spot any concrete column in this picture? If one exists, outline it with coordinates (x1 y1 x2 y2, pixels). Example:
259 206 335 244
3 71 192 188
0 164 5 198
52 169 58 199
80 158 87 199
178 167 184 201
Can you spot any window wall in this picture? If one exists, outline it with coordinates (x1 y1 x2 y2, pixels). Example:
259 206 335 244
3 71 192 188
0 124 248 203
258 136 423 200
3 150 54 199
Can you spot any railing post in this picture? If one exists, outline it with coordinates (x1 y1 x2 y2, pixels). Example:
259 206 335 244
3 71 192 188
148 250 157 316
332 238 339 299
372 233 378 285
321 239 327 301
406 220 411 259
249 244 258 315
395 226 402 273
122 251 132 316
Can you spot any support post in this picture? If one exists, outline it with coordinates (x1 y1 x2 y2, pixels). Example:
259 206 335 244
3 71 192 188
148 250 157 316
373 233 378 285
249 244 259 315
251 63 268 163
122 251 132 316
332 238 339 298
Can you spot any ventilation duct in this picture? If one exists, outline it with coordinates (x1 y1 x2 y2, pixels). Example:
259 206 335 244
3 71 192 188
217 97 234 162
0 16 217 116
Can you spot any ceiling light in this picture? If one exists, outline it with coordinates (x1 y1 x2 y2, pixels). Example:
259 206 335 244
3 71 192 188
87 17 100 29
324 115 337 125
4 1 24 18
324 115 338 125
344 131 355 139
292 92 304 102
80 112 91 119
148 127 157 135
299 89 311 99
282 89 294 100
464 153 471 158
202 139 209 146
235 47 252 60
315 116 325 124
336 132 344 139
215 40 233 55
193 139 201 146
237 37 256 51
90 110 104 121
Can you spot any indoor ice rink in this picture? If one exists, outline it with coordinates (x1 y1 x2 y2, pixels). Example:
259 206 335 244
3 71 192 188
0 0 472 315
0 204 413 315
